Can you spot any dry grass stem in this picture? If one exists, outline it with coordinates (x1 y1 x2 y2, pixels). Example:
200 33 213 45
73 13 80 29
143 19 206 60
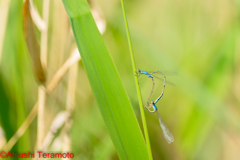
29 0 46 31
36 0 50 153
47 48 80 93
1 49 81 152
40 0 50 69
42 111 70 151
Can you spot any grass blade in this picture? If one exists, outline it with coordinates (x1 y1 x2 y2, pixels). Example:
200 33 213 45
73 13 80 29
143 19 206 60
62 0 149 159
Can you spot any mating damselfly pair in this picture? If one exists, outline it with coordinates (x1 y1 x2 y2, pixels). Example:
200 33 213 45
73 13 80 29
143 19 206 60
136 69 175 144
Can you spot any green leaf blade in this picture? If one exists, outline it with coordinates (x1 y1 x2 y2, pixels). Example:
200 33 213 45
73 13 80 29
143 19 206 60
62 1 149 159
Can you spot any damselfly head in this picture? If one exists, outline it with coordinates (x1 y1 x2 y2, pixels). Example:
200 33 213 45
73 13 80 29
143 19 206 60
136 69 141 77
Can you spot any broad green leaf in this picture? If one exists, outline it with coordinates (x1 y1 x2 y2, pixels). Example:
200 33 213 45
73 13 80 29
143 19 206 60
62 0 149 159
1 0 30 154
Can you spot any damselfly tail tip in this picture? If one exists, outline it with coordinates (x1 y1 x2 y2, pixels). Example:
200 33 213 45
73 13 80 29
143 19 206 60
157 111 174 144
164 133 174 144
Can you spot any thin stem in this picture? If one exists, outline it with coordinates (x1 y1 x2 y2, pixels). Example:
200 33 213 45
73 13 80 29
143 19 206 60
42 111 70 151
37 0 50 153
47 48 80 93
37 86 46 151
29 0 46 31
120 1 153 159
40 0 50 70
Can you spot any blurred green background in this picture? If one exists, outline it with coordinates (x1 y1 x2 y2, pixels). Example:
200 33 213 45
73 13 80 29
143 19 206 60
0 0 240 159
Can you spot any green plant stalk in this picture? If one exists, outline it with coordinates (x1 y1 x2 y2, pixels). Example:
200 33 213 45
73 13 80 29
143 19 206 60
120 1 153 160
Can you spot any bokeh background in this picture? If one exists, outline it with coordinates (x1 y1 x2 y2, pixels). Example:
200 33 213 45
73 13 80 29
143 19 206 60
0 0 240 159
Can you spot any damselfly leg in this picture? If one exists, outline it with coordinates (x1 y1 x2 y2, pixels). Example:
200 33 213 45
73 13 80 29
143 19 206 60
137 69 166 113
144 75 155 112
